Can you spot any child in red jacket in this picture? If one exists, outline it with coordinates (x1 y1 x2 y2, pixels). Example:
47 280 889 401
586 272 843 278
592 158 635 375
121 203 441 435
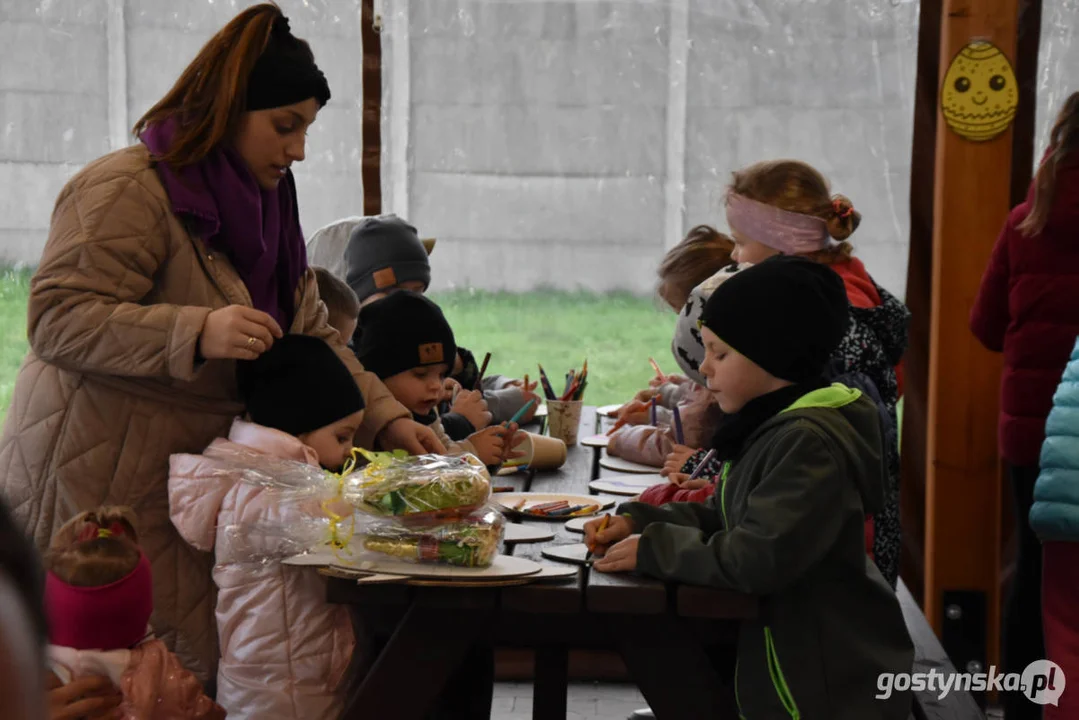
971 92 1079 720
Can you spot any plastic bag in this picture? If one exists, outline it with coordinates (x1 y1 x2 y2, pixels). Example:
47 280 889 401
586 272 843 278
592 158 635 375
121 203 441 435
359 506 505 568
347 452 492 523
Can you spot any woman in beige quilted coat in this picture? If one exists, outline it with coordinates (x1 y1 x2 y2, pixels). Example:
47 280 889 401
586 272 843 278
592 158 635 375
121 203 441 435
0 4 445 685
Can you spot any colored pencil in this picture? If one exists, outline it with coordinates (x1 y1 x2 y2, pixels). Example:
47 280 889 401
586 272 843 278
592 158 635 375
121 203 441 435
648 357 664 378
505 397 537 427
492 485 515 493
537 364 557 400
687 449 717 481
649 396 658 426
474 352 492 390
673 406 685 445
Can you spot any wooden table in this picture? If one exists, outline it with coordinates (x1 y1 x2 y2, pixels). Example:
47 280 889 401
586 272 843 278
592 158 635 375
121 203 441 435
330 406 757 719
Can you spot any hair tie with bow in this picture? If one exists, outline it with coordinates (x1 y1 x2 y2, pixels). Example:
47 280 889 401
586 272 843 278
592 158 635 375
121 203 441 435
832 198 855 220
76 520 127 544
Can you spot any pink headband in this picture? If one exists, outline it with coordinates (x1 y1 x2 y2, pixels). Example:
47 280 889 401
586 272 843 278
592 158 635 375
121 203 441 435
45 551 153 651
725 192 831 254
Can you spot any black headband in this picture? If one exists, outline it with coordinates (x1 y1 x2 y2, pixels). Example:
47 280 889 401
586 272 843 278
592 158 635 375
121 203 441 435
245 16 331 112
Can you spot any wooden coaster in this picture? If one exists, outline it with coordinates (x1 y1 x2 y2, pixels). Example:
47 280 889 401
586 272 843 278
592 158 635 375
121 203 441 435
589 476 662 497
581 434 611 448
540 543 592 566
597 404 623 417
503 524 555 543
599 454 661 474
564 517 590 534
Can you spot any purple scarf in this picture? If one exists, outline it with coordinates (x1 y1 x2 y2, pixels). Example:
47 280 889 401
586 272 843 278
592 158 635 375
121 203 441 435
141 121 307 328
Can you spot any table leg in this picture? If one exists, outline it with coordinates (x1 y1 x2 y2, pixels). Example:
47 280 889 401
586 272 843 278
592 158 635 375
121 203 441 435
533 646 569 720
342 603 489 720
604 614 736 719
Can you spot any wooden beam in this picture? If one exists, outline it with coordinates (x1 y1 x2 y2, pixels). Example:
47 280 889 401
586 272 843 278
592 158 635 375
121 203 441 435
925 0 1016 673
361 0 383 216
900 0 945 606
1009 0 1043 206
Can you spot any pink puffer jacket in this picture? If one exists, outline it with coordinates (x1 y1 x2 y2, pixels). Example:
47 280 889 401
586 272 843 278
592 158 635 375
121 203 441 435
607 384 721 468
168 420 354 720
49 639 225 720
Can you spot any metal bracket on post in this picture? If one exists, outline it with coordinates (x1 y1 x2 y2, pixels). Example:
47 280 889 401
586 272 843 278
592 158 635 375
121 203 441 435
940 590 988 709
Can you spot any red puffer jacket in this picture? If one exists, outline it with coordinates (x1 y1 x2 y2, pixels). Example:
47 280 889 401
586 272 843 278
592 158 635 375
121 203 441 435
971 158 1079 467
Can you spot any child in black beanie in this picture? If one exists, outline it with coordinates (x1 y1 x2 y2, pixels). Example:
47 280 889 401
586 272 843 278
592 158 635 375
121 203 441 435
353 290 519 467
585 256 914 719
333 214 540 430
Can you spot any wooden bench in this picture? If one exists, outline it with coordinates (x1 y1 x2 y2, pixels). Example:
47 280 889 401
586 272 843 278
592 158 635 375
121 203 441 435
897 579 985 719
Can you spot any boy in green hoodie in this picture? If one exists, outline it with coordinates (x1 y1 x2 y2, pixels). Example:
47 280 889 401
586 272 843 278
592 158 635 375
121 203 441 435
586 255 914 719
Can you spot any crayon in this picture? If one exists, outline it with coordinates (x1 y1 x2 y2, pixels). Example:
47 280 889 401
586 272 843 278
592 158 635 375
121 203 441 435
650 396 658 426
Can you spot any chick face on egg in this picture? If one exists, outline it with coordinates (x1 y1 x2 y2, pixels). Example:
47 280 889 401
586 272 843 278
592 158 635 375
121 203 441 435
941 41 1018 142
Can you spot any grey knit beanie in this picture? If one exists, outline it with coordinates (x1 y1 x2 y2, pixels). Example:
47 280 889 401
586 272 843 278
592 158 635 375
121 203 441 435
344 215 431 303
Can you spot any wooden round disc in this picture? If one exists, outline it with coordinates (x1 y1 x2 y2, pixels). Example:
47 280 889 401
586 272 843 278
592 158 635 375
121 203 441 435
540 543 591 566
581 433 611 448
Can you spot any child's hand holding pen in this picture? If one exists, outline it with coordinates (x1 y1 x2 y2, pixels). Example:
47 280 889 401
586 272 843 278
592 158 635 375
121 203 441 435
583 514 635 559
607 400 651 435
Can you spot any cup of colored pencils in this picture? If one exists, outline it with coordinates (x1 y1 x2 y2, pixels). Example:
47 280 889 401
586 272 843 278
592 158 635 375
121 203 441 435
538 361 588 446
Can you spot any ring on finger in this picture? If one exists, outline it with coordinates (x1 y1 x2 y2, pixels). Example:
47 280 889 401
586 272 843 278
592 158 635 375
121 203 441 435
246 336 257 347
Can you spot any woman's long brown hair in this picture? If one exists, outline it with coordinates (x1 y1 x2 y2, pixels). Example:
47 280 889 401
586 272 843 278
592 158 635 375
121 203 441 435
1018 92 1079 237
131 3 282 168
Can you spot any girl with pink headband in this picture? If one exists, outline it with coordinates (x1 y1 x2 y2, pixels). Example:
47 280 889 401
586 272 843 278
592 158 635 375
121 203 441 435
717 159 910 588
44 507 224 720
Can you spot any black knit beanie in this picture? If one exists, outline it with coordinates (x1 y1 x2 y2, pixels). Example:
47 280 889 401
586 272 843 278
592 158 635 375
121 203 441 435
700 255 850 384
354 291 457 380
237 335 364 436
245 15 331 111
344 215 432 304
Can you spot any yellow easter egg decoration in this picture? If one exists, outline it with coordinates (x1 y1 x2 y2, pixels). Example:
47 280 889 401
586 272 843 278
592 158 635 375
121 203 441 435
941 40 1018 142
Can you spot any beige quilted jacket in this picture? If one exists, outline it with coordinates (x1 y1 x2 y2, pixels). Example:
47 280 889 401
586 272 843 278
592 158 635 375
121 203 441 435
0 145 409 683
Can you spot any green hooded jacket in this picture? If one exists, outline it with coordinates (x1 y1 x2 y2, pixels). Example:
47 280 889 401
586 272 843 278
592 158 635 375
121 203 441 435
618 385 914 719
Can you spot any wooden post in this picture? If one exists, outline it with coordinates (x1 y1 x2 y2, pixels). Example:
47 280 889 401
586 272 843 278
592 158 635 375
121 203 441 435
361 0 383 216
924 0 1017 675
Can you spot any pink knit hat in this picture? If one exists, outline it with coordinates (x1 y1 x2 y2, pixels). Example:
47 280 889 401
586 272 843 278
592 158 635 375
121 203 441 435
45 551 153 651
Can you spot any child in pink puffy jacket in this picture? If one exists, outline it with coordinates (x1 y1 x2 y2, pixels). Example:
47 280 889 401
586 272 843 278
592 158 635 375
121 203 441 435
168 335 366 720
44 506 224 720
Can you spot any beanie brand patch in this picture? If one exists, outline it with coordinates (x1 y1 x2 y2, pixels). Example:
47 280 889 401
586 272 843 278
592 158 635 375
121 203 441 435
418 342 445 364
373 267 398 289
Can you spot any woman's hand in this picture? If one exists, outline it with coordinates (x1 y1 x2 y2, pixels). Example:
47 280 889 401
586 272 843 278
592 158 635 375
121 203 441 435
198 306 283 361
48 674 123 720
378 418 446 455
451 389 492 430
660 444 697 477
